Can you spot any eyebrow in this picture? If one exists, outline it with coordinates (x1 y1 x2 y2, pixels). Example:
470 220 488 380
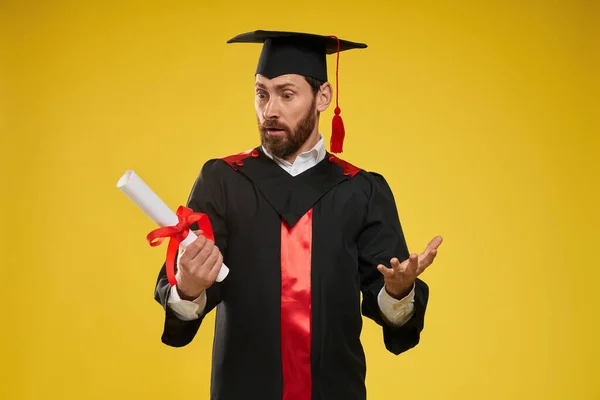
255 82 297 90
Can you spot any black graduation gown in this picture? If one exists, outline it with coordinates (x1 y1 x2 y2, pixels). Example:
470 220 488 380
154 147 429 400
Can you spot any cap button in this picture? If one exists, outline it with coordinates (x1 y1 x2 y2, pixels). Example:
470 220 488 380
251 149 259 158
328 156 335 163
236 160 244 167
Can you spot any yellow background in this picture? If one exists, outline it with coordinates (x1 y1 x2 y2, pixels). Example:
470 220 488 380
1 1 599 399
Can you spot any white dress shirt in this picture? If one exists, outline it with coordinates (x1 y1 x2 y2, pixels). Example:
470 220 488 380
167 134 416 326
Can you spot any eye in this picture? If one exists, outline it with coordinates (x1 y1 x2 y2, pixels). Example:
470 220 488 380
282 92 295 100
256 90 268 101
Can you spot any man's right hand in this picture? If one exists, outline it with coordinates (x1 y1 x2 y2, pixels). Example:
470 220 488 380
175 230 223 300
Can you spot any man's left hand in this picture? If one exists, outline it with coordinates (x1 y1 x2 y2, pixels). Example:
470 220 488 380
377 235 443 299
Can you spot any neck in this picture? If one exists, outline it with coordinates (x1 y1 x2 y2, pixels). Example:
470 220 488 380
282 129 321 164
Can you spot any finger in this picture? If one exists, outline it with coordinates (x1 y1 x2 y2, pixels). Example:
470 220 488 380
417 249 438 275
185 235 208 255
179 230 205 252
390 257 410 276
199 245 221 273
377 264 394 279
206 251 224 282
189 239 215 270
419 236 442 265
424 236 443 253
179 235 208 265
184 230 205 248
390 258 403 271
408 254 419 275
180 235 208 266
419 247 438 269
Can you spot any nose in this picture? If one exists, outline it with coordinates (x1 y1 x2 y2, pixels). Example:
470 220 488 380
263 97 280 120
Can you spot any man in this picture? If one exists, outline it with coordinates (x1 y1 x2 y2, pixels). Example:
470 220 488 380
154 30 443 400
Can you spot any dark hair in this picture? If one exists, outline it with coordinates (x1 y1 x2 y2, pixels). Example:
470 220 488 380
304 76 326 96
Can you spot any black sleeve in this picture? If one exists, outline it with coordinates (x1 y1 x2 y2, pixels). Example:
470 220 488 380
357 172 429 355
153 159 228 347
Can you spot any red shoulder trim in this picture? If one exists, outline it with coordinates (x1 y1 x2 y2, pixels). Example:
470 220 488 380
220 148 259 170
328 154 362 178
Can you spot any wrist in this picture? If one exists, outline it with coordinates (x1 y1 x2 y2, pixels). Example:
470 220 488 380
176 284 204 301
385 282 413 300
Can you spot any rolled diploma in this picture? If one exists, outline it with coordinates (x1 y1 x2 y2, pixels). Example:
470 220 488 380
117 170 229 282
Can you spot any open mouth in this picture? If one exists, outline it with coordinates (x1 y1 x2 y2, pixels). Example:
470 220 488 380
266 128 286 136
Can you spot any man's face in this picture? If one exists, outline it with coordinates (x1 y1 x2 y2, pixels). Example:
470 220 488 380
255 74 318 159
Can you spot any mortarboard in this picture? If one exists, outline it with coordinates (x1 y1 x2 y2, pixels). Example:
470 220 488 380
227 30 368 153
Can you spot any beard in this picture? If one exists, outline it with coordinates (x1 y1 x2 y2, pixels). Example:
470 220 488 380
258 98 317 159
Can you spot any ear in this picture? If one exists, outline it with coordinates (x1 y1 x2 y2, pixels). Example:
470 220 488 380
316 82 332 113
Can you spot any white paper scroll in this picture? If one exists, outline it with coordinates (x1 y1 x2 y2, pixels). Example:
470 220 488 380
117 170 229 282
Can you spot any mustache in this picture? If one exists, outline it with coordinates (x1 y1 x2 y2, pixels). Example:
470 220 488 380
261 120 289 130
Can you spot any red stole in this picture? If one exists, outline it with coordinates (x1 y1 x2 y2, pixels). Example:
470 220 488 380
280 209 313 400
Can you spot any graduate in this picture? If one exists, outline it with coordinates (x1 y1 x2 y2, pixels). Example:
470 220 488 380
153 30 443 400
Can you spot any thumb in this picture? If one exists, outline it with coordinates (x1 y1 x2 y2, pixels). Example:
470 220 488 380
181 230 204 251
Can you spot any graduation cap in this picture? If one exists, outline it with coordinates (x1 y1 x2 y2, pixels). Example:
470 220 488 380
227 30 368 153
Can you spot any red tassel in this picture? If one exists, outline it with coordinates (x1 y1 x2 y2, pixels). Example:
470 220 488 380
329 35 345 154
331 106 345 153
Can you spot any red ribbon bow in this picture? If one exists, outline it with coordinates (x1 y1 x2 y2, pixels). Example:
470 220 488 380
146 206 215 287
